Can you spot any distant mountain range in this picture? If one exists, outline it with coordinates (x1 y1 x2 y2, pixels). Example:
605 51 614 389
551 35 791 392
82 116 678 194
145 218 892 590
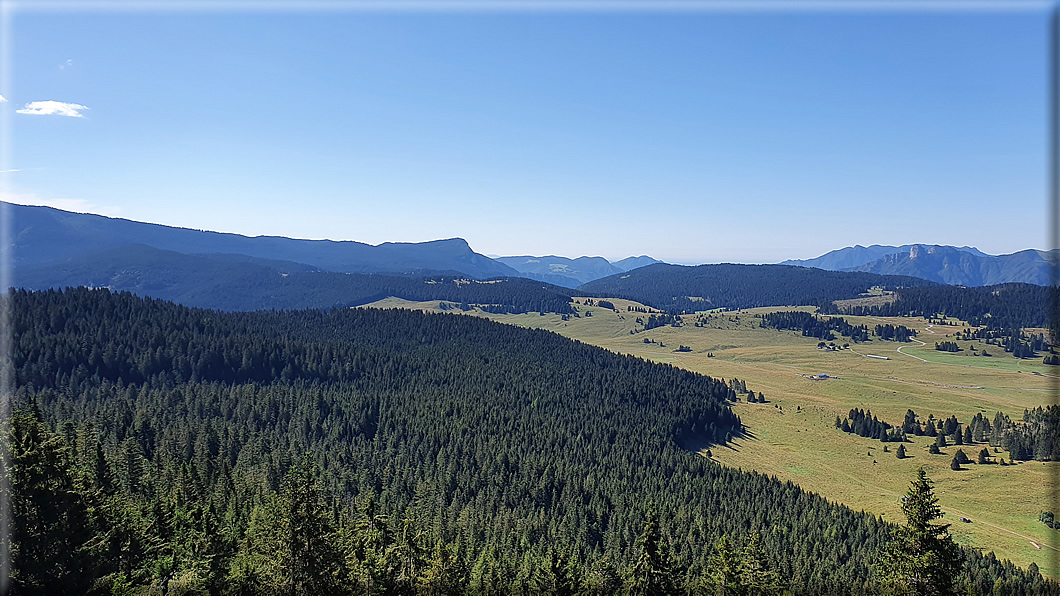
7 202 517 279
494 254 662 288
9 202 1054 315
781 244 1056 286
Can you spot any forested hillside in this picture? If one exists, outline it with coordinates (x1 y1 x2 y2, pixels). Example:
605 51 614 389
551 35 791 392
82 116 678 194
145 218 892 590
578 263 934 313
15 245 576 313
7 288 1052 594
827 282 1055 331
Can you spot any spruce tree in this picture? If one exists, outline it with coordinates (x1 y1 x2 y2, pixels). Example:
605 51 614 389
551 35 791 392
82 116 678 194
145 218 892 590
875 468 961 595
9 407 95 595
978 448 990 465
626 501 677 596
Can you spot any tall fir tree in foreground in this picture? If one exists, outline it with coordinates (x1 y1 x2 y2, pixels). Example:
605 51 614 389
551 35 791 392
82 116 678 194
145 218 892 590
874 468 961 596
626 501 678 595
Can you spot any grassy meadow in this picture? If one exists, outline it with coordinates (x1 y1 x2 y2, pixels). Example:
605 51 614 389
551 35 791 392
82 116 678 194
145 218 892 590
361 297 1060 575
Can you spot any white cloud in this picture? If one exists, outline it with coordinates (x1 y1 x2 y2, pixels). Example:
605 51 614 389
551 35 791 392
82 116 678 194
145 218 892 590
59 59 73 70
0 192 120 216
0 169 20 174
0 95 6 103
16 100 89 117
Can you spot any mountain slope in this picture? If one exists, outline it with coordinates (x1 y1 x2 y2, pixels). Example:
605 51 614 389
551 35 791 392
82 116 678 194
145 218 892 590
14 244 575 313
494 255 623 287
494 254 665 287
578 263 936 312
844 245 1057 286
780 244 989 270
612 255 663 271
6 202 517 279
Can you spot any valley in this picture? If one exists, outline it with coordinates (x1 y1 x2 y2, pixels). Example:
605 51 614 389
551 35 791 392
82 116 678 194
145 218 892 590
364 297 1060 574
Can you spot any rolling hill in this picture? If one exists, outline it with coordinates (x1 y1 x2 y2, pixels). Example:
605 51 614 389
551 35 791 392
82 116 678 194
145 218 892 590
578 263 936 312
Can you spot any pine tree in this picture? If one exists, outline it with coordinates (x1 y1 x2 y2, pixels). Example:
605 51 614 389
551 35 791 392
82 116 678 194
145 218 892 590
896 444 907 459
874 469 961 595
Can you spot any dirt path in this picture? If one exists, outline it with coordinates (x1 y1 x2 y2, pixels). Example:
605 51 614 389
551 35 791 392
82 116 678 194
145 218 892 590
945 513 1060 553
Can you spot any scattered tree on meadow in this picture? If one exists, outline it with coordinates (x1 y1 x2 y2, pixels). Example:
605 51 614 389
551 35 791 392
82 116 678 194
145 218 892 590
977 449 991 465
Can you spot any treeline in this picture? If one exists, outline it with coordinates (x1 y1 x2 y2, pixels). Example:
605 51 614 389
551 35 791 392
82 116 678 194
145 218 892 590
836 409 906 442
7 288 1052 594
934 328 1053 360
640 313 682 331
827 282 1056 333
759 312 917 343
577 263 935 314
759 311 870 342
873 324 915 342
202 272 578 314
991 407 1060 462
841 406 1060 464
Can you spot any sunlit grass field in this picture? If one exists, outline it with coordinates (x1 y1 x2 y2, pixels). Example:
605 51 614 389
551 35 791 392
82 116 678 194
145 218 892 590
362 297 1060 575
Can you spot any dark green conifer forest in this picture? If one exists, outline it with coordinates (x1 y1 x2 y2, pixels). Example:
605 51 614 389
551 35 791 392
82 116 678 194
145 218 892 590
5 288 1054 594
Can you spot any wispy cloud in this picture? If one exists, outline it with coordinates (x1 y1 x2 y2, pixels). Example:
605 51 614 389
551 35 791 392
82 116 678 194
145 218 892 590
59 58 74 70
0 95 7 103
16 100 89 117
0 192 121 216
0 169 20 174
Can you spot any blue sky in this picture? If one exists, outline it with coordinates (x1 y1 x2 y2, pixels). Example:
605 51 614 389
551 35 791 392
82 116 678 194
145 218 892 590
1 4 1050 263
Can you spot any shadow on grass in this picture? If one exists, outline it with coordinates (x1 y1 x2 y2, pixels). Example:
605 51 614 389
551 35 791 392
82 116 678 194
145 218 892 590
677 425 757 455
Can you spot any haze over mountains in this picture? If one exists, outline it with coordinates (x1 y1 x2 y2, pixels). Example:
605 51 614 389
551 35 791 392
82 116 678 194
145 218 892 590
8 203 659 288
6 203 1055 315
9 202 517 279
781 244 1057 286
494 254 661 287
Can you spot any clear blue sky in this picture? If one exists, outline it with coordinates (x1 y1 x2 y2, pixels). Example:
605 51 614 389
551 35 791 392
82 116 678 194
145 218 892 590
2 4 1050 263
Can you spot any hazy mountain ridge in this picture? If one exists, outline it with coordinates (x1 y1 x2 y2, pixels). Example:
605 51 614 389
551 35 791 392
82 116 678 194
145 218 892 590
495 254 663 287
781 243 1053 286
843 245 1057 286
7 202 518 279
780 244 989 270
